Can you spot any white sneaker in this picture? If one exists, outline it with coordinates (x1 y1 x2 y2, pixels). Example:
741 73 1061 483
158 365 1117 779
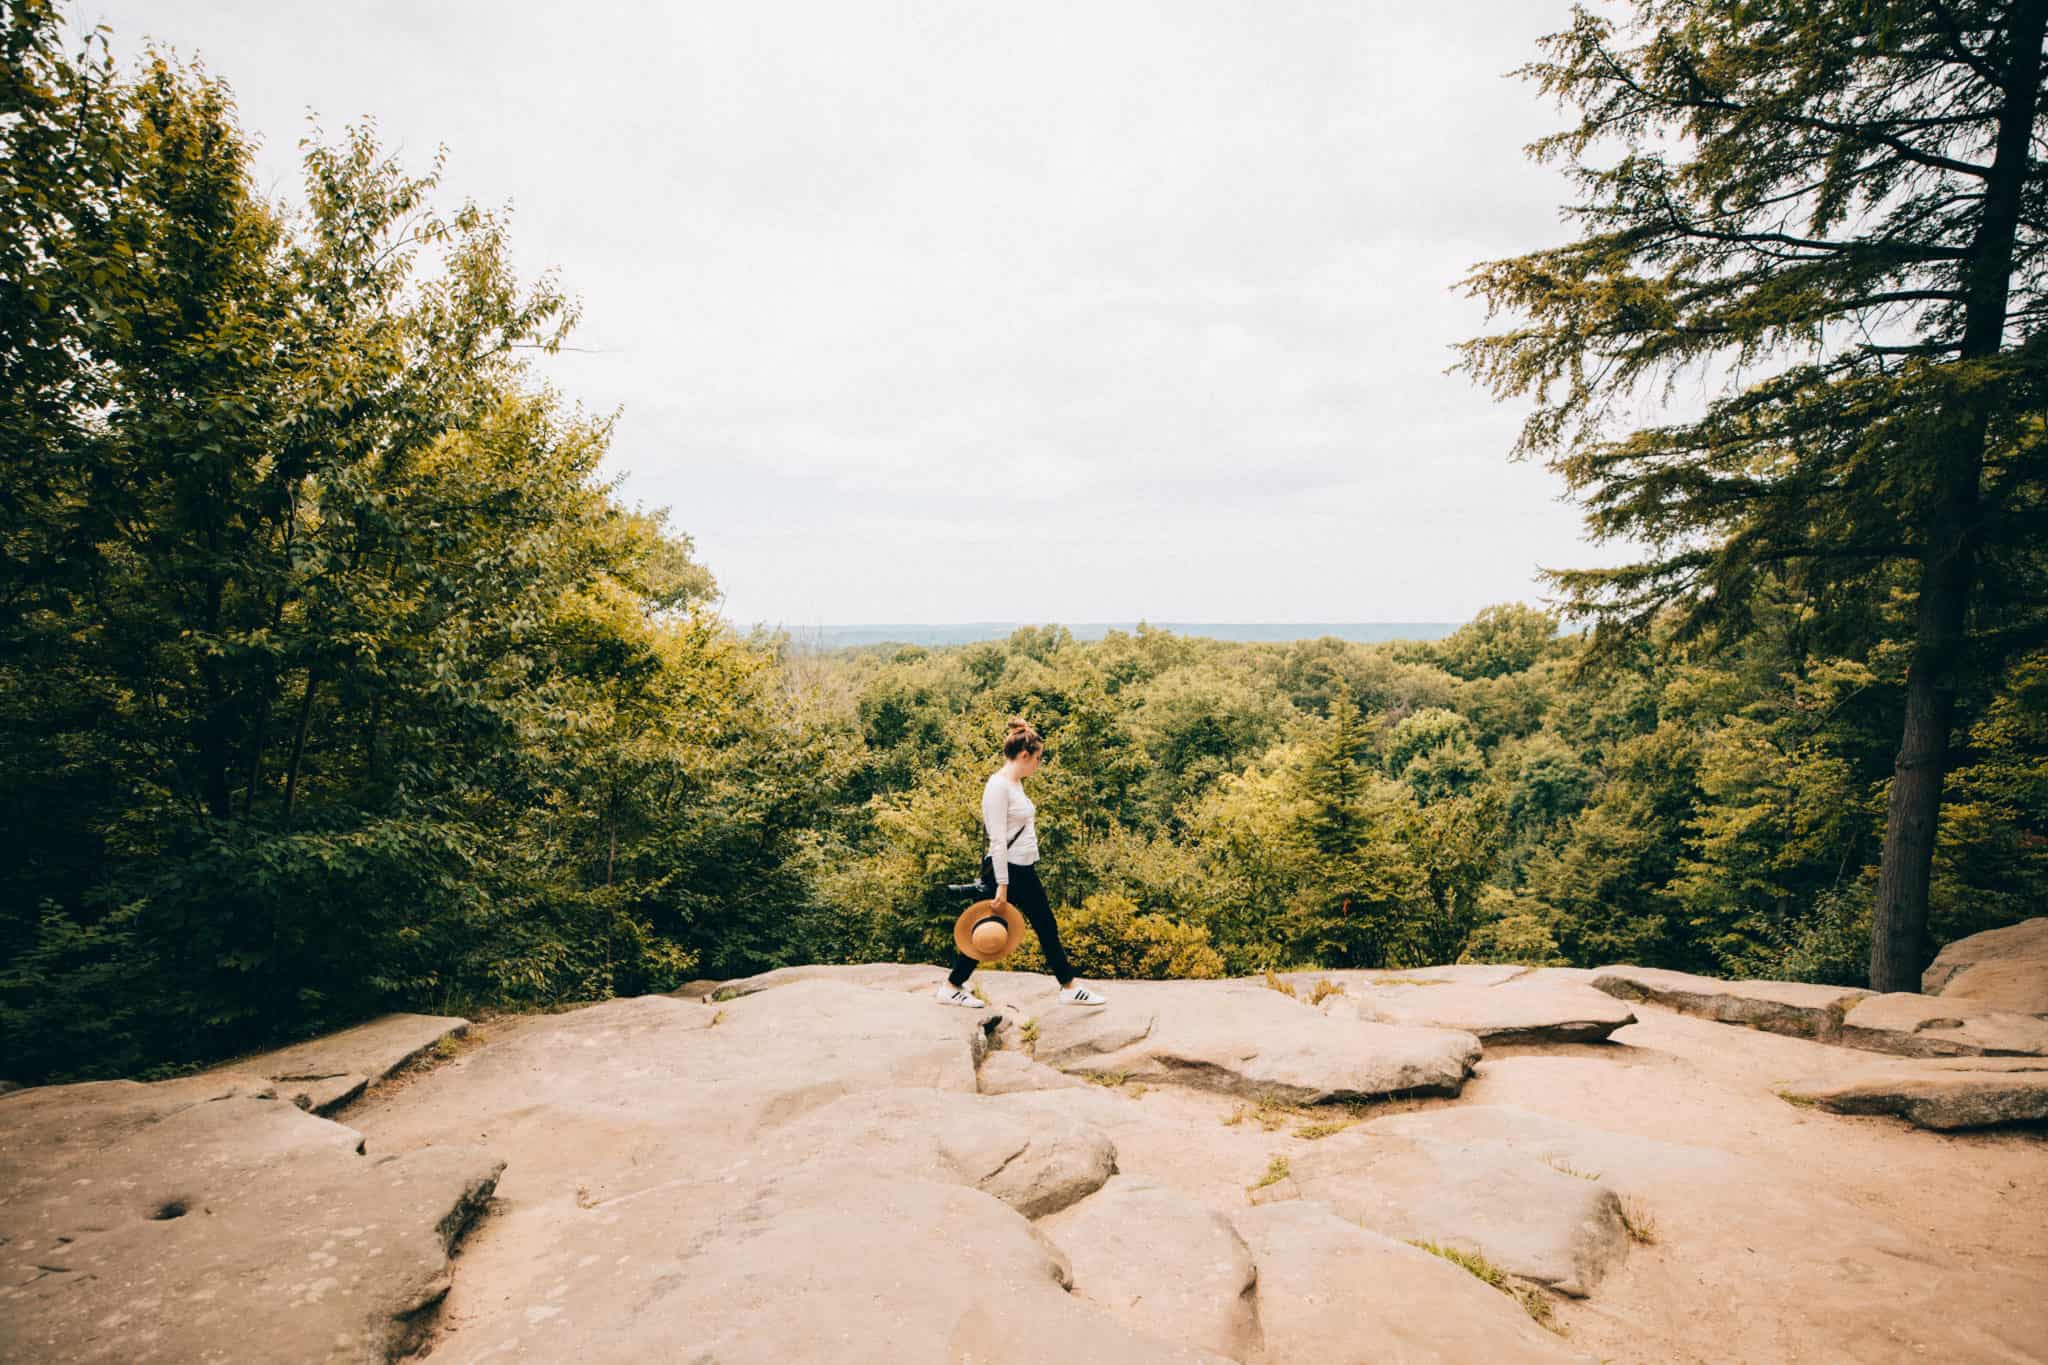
934 984 986 1009
1059 983 1107 1007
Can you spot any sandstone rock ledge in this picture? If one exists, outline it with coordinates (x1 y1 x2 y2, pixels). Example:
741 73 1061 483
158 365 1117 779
5 964 2045 1364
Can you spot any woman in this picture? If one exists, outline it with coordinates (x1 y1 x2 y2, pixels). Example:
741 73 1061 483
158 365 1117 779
934 718 1108 1008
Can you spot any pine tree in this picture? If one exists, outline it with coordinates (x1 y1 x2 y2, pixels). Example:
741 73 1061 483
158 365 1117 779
1459 1 2048 989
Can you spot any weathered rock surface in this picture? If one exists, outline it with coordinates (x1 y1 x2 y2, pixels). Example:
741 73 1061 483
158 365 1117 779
979 1047 1090 1093
1592 965 1869 1039
207 1010 470 1115
1924 917 2048 1015
755 1086 1116 1217
1230 1202 1598 1365
0 1074 500 1363
12 962 2047 1364
1025 978 1481 1103
1779 1056 2048 1130
1039 1176 1262 1361
1288 1121 1629 1296
1274 963 1533 990
704 960 952 999
1331 980 1637 1044
1837 991 2048 1058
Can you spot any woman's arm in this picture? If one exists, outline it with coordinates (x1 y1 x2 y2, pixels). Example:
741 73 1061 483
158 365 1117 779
982 779 1010 886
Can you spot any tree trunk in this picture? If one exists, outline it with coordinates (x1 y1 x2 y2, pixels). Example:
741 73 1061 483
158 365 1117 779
1870 0 2046 992
283 669 318 824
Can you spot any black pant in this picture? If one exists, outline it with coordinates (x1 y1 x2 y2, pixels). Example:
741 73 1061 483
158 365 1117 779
950 859 1074 987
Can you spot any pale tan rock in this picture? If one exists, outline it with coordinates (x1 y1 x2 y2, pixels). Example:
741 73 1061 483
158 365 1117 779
1272 963 1532 990
427 1164 1231 1364
753 1086 1116 1218
1231 1202 1598 1365
1923 917 2048 1014
1039 1176 1262 1361
979 1048 1090 1094
1779 1056 2048 1129
211 1011 470 1115
1592 966 1869 1039
0 1077 500 1363
1837 992 2048 1058
1288 1125 1628 1296
1027 979 1481 1103
1244 1175 1300 1205
1338 981 1637 1044
353 983 987 1208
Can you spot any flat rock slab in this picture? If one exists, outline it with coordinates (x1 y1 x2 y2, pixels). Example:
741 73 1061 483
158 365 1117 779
212 1011 470 1115
1592 966 1869 1040
703 961 953 999
752 1086 1116 1218
1231 1202 1597 1364
1839 992 2048 1058
1924 917 2048 1015
1039 1176 1262 1361
1359 1104 1751 1208
429 1164 1229 1364
1272 963 1533 990
1287 1125 1628 1297
1025 979 1481 1104
1779 1056 2048 1130
1334 981 1637 1044
0 1075 501 1363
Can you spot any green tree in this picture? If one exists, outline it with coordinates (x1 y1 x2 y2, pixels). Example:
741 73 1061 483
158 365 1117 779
1459 1 2048 990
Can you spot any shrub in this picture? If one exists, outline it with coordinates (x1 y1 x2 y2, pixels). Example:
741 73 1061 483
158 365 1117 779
1008 894 1225 980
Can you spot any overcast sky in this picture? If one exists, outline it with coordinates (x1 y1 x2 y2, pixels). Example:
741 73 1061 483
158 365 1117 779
79 0 1647 631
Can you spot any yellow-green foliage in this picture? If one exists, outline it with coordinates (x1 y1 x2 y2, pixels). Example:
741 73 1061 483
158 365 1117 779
1009 894 1225 980
1250 1155 1291 1189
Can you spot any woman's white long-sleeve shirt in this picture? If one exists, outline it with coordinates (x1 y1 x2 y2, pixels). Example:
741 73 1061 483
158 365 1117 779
982 771 1038 883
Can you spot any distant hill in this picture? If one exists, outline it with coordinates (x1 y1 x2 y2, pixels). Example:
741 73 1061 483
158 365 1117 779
745 622 1462 650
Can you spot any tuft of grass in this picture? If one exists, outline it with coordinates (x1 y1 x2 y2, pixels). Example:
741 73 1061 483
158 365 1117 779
708 1009 726 1027
1373 976 1451 987
1542 1152 1600 1181
1020 1017 1040 1051
1774 1089 1819 1108
1293 1120 1352 1141
1262 967 1298 998
1307 978 1347 1005
969 983 988 1005
1250 1155 1291 1190
1618 1195 1659 1245
709 986 741 1003
1086 1069 1130 1088
1223 1099 1293 1131
1406 1239 1558 1331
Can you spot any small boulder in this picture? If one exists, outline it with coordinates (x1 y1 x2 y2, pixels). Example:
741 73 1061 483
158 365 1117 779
1923 918 2048 1016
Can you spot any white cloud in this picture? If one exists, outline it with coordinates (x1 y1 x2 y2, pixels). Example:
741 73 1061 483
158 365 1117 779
80 0 1646 627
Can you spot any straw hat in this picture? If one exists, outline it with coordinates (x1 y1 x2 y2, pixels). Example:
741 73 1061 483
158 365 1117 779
953 897 1026 962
